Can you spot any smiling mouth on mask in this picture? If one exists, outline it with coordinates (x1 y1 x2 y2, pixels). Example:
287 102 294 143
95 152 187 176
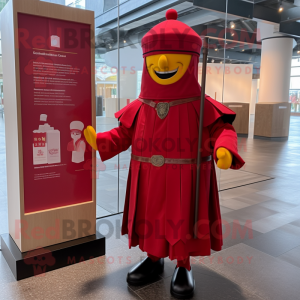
154 68 178 79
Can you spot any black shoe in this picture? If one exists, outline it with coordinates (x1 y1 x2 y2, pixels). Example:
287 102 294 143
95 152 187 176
170 267 195 299
127 257 164 285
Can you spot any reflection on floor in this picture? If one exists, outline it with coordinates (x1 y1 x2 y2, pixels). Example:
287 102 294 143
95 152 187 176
1 115 300 299
217 169 272 191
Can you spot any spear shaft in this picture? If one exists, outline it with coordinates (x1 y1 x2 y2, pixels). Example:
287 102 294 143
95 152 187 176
194 37 209 239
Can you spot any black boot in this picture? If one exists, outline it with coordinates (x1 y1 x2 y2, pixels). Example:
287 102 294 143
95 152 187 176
170 267 195 299
127 257 164 285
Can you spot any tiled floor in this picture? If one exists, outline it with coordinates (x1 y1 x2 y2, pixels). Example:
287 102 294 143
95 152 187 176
1 115 300 299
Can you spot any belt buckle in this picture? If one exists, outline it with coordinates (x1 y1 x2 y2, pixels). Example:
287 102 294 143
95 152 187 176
156 102 169 119
151 155 165 167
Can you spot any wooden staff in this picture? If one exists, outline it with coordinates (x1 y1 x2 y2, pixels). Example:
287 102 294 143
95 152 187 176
194 37 209 239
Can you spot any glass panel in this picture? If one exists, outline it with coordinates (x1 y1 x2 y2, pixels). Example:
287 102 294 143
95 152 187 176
0 28 7 234
292 58 300 67
94 2 119 218
196 5 229 192
291 68 300 76
290 90 300 113
103 0 127 12
0 112 7 236
103 0 117 12
118 19 143 212
66 0 85 9
221 0 261 190
290 77 300 89
290 59 300 114
117 1 228 212
0 0 8 11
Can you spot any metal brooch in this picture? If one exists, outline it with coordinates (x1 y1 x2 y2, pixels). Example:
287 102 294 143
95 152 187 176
151 155 165 167
156 102 170 119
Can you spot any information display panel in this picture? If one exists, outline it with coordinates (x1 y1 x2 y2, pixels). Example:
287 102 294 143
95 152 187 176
18 13 93 213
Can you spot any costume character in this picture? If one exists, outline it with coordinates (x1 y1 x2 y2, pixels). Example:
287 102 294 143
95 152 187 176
84 9 245 299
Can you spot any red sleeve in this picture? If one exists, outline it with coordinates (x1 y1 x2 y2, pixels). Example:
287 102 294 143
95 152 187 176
209 119 245 170
96 123 134 162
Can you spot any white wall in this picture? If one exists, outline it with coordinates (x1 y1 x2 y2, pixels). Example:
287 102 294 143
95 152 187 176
250 79 259 115
199 63 253 104
258 37 293 104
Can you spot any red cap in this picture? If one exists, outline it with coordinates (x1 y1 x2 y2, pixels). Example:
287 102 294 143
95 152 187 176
142 9 202 57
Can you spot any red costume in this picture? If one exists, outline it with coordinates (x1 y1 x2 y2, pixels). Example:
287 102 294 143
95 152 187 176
96 11 245 262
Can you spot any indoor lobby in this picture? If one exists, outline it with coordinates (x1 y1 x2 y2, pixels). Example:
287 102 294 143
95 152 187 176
1 0 300 299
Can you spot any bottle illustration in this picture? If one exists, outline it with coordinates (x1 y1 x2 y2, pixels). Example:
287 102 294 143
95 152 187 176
33 114 61 165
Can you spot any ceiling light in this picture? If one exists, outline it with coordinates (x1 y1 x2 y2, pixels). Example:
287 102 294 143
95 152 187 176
279 2 284 12
211 59 215 63
242 49 245 52
220 61 223 64
123 40 126 43
215 48 218 51
298 50 300 54
230 22 235 29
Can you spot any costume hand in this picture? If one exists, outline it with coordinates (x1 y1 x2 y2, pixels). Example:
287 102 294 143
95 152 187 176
216 147 232 170
84 126 98 151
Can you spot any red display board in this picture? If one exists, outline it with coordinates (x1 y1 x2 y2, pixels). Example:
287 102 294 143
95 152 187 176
18 13 93 213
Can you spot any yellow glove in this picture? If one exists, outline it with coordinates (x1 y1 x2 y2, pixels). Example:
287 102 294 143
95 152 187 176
84 126 98 151
216 147 233 170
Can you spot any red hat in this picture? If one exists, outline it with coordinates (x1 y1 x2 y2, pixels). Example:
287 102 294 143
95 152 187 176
142 9 202 57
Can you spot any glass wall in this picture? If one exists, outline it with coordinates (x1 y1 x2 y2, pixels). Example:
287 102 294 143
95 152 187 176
220 0 262 189
94 0 265 217
0 0 7 237
65 0 85 9
290 58 300 114
95 1 232 217
94 2 119 218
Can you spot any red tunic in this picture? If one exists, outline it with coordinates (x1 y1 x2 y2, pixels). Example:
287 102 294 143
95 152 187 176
96 56 245 260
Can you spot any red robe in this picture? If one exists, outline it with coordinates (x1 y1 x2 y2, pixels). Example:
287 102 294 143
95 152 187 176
96 56 245 260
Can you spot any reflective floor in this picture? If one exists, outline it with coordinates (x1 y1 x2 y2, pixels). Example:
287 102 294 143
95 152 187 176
1 115 300 299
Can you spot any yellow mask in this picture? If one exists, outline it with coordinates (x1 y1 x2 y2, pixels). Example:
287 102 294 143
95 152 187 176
146 54 192 85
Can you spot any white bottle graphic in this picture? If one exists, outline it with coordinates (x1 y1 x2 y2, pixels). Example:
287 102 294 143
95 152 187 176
33 114 61 165
51 35 60 48
33 114 48 165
